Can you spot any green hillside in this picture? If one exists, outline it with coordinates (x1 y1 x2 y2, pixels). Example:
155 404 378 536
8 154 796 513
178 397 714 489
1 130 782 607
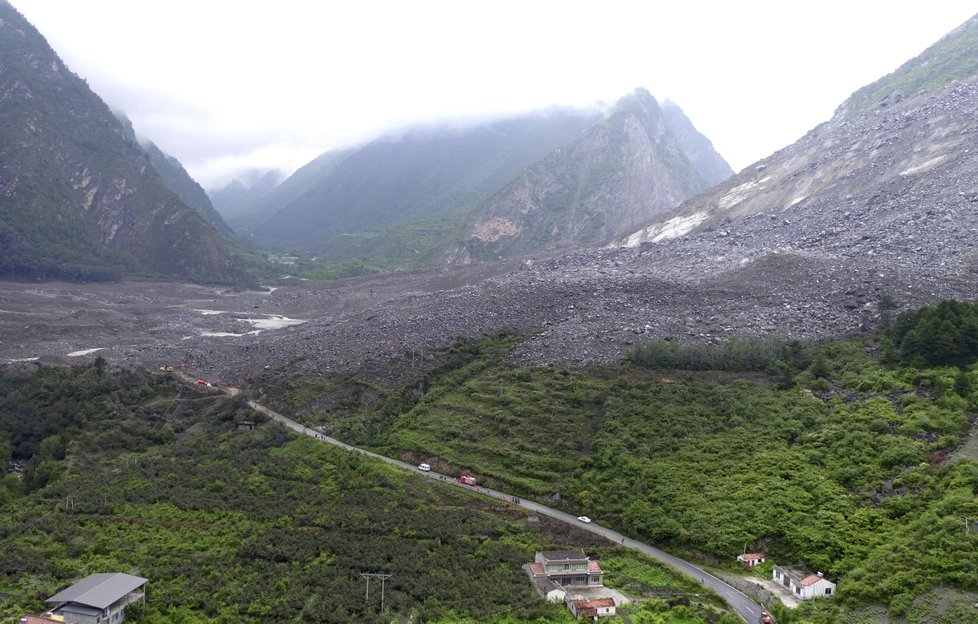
838 12 978 120
263 322 978 622
0 364 734 624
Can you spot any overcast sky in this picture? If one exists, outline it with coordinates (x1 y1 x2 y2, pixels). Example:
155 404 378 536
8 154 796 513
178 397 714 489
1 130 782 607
12 1 977 190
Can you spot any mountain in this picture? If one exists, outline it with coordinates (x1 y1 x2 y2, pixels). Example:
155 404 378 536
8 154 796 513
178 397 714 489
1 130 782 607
238 109 604 265
462 89 731 260
210 169 285 227
833 12 978 121
140 140 234 237
0 1 244 283
619 13 978 259
236 92 730 268
112 110 234 237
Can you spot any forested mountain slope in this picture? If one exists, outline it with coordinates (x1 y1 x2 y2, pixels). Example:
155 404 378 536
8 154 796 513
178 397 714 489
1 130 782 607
0 1 244 283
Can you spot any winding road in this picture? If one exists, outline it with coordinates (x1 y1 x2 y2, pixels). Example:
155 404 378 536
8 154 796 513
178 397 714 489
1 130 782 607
196 374 764 623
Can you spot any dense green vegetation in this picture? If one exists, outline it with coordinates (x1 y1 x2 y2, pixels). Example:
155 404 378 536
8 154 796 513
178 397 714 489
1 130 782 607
0 364 729 624
271 326 978 622
884 299 978 367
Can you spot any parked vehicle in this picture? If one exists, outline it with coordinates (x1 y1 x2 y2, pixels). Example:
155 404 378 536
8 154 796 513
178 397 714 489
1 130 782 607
759 608 774 624
459 475 476 485
418 463 431 472
195 378 212 387
577 516 592 524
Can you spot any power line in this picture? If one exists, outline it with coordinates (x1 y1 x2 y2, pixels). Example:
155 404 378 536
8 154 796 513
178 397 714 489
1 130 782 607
360 572 392 613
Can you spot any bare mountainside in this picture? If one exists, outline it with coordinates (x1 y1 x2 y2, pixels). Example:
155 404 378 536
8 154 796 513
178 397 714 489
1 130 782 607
620 76 978 275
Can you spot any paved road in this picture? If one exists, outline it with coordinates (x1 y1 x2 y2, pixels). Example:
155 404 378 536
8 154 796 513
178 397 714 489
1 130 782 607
193 377 763 623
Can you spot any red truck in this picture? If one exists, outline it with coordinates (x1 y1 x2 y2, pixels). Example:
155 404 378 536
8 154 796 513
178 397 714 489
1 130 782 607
459 475 477 486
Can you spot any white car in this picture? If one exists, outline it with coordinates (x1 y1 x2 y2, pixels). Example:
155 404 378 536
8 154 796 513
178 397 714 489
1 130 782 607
577 516 591 524
418 463 431 472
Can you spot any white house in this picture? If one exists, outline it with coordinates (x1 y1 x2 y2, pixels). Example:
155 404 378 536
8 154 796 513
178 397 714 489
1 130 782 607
736 552 765 569
772 565 835 600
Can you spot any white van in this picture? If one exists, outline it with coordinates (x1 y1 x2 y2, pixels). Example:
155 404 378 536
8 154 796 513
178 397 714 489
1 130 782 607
418 463 431 472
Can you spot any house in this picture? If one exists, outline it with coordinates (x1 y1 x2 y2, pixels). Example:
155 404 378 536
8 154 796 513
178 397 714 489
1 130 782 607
524 550 604 594
568 597 616 620
736 552 766 569
772 565 835 600
43 573 148 624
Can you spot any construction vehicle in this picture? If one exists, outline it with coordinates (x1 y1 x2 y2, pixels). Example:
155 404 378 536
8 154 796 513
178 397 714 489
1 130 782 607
159 365 173 372
459 475 477 486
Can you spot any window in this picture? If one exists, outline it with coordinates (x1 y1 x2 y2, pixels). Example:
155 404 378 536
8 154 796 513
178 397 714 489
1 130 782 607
825 588 832 595
563 564 570 571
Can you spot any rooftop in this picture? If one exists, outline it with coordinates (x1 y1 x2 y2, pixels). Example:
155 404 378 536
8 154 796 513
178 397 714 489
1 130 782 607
540 549 588 562
775 565 830 585
46 573 148 609
574 597 615 608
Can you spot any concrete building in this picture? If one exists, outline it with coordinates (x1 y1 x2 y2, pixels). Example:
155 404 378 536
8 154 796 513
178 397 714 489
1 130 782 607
772 565 835 600
524 550 604 593
43 573 148 624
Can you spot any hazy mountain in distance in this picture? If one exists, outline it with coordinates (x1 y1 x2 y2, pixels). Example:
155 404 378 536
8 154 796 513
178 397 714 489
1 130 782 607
461 88 732 261
0 0 245 283
234 92 730 268
210 168 286 227
238 110 604 265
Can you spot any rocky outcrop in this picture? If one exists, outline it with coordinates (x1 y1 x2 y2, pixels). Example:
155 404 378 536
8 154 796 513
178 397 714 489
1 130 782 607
465 89 732 260
619 75 978 268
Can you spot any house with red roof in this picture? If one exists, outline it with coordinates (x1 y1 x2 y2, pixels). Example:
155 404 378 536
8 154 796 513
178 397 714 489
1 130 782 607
568 596 616 620
772 565 835 600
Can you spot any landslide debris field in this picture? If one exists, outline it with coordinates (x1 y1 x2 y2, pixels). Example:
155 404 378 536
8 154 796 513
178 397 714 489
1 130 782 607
1 233 973 386
5 70 978 386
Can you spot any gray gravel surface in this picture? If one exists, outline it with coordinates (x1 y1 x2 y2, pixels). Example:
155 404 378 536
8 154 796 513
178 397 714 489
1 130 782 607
3 77 978 385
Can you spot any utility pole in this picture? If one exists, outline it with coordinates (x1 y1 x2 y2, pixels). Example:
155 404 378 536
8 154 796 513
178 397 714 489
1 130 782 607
360 572 392 612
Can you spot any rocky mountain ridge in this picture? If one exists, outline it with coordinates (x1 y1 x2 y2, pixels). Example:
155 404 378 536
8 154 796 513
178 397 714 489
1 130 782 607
462 89 730 260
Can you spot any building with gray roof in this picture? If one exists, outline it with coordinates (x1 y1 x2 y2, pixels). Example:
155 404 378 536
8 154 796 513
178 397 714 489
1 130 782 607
44 573 147 624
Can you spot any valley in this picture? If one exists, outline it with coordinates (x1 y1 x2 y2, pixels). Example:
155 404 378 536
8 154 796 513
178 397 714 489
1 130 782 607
3 2 978 622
